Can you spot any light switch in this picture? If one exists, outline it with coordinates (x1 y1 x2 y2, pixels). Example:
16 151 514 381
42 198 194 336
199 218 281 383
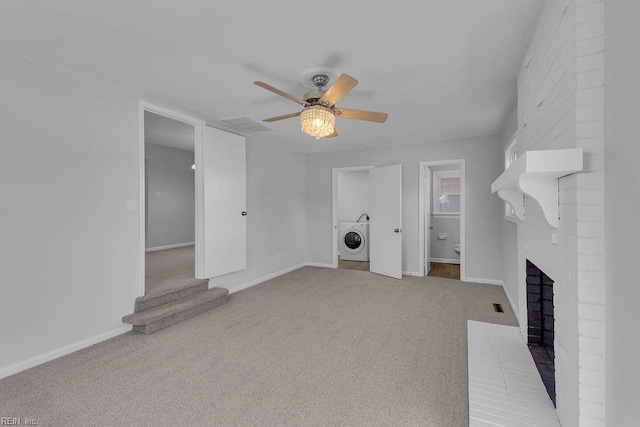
127 199 136 211
156 191 161 197
551 233 559 245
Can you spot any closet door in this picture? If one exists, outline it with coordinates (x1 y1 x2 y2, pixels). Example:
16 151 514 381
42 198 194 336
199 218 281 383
369 164 402 279
195 125 246 278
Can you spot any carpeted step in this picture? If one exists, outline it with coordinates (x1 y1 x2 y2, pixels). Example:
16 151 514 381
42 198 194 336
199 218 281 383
135 279 209 312
123 287 228 334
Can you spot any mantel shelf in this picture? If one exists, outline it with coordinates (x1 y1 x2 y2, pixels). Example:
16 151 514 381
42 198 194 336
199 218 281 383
491 148 583 228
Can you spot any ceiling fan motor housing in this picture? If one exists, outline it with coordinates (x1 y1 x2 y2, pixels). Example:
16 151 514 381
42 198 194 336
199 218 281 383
312 74 329 88
303 90 326 105
303 75 332 106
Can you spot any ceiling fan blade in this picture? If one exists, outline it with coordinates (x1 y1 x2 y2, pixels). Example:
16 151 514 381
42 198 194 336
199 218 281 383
262 112 301 122
336 108 388 123
254 81 305 105
319 74 358 106
325 130 338 138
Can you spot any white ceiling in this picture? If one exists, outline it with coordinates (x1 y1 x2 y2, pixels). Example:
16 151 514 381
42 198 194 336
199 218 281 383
145 111 194 152
0 1 543 153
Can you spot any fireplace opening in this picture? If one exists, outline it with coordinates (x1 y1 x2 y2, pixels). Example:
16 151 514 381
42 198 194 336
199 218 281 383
526 259 555 406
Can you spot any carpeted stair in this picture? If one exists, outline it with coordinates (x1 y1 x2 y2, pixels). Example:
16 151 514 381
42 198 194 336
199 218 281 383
123 280 228 334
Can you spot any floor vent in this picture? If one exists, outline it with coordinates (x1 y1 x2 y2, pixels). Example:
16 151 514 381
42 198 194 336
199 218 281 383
493 303 504 313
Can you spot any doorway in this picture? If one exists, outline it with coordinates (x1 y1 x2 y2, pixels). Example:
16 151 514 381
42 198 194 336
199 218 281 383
419 160 466 280
138 102 205 296
332 164 403 279
143 111 197 295
333 167 372 272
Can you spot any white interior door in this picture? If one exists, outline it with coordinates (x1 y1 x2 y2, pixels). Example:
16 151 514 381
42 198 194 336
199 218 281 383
196 125 246 279
369 164 402 279
425 166 432 274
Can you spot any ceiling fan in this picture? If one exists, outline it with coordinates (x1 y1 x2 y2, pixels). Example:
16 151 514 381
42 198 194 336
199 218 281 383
254 73 388 139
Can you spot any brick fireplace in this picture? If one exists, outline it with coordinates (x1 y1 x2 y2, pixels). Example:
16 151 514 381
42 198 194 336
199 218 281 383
506 0 606 423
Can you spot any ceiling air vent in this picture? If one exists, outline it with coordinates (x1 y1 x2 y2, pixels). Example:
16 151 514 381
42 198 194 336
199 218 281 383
220 117 272 133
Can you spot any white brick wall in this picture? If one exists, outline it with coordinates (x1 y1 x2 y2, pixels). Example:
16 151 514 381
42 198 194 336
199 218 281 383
575 0 605 422
512 0 605 425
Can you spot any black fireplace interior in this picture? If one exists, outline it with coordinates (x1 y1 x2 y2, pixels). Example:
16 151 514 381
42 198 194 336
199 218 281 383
526 259 556 406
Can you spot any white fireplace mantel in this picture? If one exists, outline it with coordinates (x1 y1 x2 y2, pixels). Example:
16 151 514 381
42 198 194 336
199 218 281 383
491 148 583 228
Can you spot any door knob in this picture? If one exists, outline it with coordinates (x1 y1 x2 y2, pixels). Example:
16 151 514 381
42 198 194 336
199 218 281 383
241 211 247 216
394 228 401 233
429 226 434 230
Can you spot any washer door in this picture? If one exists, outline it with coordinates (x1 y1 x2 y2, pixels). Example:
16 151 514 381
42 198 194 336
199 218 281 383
343 229 365 254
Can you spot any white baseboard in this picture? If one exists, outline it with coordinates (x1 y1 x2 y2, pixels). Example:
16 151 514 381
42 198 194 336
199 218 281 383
403 271 423 277
502 285 519 318
430 258 460 265
305 262 335 269
146 242 195 252
0 325 132 380
225 261 341 296
463 276 504 286
226 263 308 295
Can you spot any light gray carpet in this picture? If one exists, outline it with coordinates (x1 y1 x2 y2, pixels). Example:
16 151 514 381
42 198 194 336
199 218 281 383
145 245 195 295
0 267 517 426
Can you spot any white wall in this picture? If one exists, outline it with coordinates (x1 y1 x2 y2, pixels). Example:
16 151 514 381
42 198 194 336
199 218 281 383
0 52 139 375
145 143 195 249
515 1 580 421
207 136 307 293
511 0 606 424
306 136 505 279
604 0 640 424
337 170 369 224
430 217 460 261
500 106 519 316
0 53 309 377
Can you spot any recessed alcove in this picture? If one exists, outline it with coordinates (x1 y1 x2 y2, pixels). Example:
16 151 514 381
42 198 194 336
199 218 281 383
526 259 556 406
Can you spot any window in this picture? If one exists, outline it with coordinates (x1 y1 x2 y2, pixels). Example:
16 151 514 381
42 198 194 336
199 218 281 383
433 171 460 215
504 134 518 222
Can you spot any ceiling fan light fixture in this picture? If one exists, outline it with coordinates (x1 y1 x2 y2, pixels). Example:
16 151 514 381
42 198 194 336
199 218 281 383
300 105 335 139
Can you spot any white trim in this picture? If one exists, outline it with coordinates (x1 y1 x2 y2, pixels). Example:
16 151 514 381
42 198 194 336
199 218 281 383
137 102 146 297
331 166 374 269
464 277 504 286
138 100 205 297
194 125 204 279
139 101 206 127
431 213 460 219
145 242 195 252
305 262 335 269
502 284 519 319
430 258 460 265
402 271 423 277
504 133 519 223
419 159 466 281
0 325 132 380
226 263 308 294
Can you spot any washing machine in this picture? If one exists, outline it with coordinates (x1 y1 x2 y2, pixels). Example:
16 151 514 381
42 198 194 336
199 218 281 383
339 222 370 261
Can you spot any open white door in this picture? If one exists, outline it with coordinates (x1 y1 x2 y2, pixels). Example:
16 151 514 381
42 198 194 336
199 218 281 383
195 125 246 279
425 166 432 274
369 164 402 279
